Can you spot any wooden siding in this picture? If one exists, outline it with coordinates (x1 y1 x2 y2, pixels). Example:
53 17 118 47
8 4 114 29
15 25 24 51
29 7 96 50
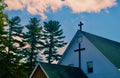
31 66 47 78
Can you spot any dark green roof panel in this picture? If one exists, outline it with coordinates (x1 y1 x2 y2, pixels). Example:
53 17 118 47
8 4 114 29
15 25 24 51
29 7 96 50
40 63 88 78
82 31 120 68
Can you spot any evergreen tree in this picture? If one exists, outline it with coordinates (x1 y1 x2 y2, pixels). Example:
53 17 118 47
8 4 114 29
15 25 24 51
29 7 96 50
0 1 25 78
1 16 27 78
23 17 42 71
0 0 8 52
42 20 66 64
8 16 24 54
0 15 27 77
0 1 28 77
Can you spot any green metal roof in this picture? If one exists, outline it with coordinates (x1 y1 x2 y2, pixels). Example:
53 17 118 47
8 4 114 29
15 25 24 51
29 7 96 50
82 31 120 69
40 63 88 78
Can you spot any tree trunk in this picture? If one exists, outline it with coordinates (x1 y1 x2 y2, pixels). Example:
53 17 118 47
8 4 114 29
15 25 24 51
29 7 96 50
48 35 53 64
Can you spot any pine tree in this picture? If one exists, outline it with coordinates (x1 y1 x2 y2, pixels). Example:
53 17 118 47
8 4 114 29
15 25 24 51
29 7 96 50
23 17 42 71
42 20 67 64
0 1 23 78
8 16 24 54
6 16 24 65
2 16 26 78
0 1 28 77
0 0 8 52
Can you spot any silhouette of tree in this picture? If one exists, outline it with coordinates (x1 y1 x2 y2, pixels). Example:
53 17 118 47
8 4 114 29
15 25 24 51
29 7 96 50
23 17 42 71
41 20 66 64
8 16 24 54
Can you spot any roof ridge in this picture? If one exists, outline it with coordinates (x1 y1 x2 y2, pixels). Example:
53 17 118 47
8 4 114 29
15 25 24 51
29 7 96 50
40 62 80 69
81 31 120 44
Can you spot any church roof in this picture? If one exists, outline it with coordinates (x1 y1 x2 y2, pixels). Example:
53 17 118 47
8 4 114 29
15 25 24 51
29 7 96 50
82 31 120 69
59 30 120 69
30 62 87 78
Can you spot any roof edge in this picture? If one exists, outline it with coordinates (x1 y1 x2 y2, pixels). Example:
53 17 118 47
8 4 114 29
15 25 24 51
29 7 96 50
58 30 80 64
29 63 49 78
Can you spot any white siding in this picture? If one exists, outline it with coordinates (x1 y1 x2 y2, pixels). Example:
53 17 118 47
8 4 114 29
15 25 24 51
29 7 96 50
59 34 120 78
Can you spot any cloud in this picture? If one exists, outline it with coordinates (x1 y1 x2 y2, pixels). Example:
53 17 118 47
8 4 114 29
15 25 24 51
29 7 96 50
5 0 24 10
64 0 117 13
5 0 117 20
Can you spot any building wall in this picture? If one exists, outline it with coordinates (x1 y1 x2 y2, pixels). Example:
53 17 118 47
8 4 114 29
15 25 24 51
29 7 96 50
59 33 120 78
30 66 47 78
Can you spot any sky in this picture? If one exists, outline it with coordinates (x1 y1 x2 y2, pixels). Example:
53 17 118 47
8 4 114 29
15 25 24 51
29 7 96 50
4 0 120 44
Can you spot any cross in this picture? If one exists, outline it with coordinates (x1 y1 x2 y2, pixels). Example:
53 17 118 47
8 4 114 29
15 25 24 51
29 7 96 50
78 21 84 31
74 43 85 69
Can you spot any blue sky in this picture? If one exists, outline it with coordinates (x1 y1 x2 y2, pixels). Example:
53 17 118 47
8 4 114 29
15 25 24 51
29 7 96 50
4 0 120 43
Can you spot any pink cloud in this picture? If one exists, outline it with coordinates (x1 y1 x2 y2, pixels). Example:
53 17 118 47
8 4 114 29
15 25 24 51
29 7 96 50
5 0 117 20
64 0 116 13
5 0 24 10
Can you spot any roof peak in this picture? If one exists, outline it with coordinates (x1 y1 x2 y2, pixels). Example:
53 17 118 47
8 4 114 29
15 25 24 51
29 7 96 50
78 30 120 43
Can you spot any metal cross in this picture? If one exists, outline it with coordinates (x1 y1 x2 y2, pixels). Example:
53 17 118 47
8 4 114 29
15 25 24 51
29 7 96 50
74 43 85 69
78 21 84 31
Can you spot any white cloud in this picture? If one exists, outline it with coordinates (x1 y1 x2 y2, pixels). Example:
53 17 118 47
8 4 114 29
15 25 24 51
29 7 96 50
5 0 117 20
